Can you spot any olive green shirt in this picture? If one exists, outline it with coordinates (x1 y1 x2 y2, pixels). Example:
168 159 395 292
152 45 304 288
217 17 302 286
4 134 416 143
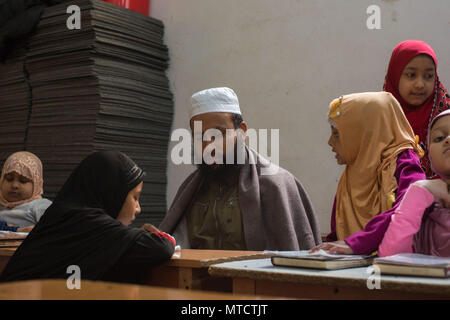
186 175 246 250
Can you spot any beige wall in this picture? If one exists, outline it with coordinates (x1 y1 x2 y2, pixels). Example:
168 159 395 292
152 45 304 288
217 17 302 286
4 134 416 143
150 0 450 235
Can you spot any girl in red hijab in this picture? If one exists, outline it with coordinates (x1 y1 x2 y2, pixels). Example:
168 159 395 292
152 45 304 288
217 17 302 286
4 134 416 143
384 40 450 178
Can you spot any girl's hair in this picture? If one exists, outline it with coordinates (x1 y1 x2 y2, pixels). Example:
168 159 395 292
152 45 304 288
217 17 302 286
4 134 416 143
231 113 244 129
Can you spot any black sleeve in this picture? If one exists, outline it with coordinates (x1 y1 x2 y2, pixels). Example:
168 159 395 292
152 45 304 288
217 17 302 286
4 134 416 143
101 232 174 284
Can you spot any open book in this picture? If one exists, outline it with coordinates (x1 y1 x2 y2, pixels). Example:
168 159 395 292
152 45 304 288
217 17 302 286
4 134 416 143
0 231 28 248
374 253 450 278
265 250 374 270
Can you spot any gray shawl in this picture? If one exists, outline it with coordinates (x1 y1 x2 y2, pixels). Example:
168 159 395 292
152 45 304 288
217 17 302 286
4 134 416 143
160 147 321 250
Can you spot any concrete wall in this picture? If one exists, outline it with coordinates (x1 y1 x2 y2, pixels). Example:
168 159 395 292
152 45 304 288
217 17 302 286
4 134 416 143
150 0 450 235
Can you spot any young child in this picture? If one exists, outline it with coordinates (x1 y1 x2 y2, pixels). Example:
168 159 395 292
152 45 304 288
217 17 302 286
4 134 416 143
0 151 52 232
0 151 175 284
379 109 450 257
383 40 450 178
310 92 425 255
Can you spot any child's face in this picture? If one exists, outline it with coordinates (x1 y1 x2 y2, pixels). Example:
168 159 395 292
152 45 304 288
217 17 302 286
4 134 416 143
116 181 143 226
429 116 450 179
398 54 435 106
328 126 346 165
0 171 33 202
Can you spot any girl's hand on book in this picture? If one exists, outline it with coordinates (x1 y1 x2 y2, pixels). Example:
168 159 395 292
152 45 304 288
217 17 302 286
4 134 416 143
309 240 354 255
414 179 450 208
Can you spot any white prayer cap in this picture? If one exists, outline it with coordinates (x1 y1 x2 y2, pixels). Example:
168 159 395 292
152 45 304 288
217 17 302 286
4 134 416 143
189 87 241 119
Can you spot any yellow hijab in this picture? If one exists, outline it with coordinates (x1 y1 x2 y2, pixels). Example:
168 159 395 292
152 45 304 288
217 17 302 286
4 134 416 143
0 151 44 209
329 92 423 240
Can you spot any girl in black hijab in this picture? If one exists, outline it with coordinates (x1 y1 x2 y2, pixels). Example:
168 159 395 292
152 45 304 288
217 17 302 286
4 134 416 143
0 151 175 283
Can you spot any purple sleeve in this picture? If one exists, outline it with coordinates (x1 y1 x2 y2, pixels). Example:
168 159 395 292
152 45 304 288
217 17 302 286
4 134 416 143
344 149 426 255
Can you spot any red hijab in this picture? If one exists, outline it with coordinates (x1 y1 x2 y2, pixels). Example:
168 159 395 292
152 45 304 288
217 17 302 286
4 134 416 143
383 40 450 178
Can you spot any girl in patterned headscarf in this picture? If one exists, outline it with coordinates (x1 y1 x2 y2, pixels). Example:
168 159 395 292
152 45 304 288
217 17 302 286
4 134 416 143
383 40 450 178
0 151 52 232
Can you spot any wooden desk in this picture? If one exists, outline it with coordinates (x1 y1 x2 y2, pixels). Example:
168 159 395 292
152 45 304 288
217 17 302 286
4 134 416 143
146 249 265 291
0 247 266 292
0 279 274 300
0 248 16 275
0 248 16 256
208 258 450 299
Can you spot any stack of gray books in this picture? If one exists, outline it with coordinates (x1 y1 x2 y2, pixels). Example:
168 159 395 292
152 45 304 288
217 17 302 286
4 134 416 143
0 42 29 166
0 0 173 227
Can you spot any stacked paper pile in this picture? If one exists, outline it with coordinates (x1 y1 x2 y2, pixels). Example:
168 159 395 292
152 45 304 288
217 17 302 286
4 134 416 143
0 42 29 167
1 0 173 226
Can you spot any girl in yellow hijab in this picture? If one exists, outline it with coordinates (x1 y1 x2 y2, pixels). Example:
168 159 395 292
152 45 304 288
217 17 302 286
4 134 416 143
311 92 425 255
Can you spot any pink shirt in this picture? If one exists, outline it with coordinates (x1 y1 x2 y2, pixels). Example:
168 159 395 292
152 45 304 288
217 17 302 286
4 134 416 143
326 149 426 254
378 184 434 257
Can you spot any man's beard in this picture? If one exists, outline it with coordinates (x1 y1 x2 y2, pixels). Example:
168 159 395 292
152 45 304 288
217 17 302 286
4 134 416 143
197 142 244 181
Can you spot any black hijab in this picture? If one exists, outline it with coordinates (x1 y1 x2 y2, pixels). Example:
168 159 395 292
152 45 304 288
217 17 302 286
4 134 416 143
0 150 146 282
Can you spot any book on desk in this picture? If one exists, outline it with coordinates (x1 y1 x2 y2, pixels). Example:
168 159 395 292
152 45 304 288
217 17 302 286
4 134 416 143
374 253 450 278
265 250 374 270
